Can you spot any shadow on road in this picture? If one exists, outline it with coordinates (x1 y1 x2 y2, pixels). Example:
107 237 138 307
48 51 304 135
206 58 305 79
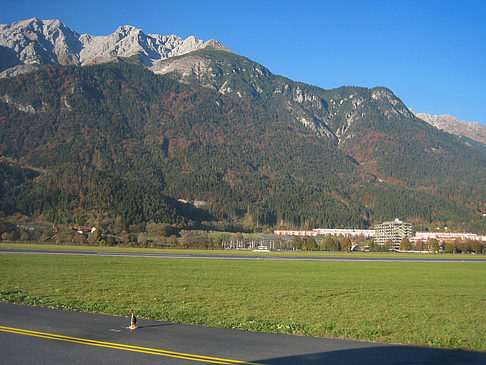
136 323 173 329
255 345 486 365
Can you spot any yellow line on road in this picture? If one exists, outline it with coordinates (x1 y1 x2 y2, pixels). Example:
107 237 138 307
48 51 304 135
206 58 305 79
0 326 263 364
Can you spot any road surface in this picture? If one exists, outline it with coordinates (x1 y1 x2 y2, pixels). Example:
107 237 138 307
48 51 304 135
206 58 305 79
0 302 484 364
2 248 486 262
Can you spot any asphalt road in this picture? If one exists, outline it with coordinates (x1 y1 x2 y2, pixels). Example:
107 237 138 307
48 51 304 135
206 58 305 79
0 302 485 364
2 248 486 262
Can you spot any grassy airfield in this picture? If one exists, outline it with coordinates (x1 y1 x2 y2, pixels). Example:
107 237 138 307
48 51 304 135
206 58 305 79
0 244 485 351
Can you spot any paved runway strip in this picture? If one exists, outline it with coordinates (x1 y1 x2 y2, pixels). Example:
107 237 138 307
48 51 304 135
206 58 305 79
2 248 486 262
0 325 260 364
1 302 485 364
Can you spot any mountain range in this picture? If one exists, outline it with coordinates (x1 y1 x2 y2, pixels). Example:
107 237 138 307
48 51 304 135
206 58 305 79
2 18 483 141
0 18 229 77
1 18 486 234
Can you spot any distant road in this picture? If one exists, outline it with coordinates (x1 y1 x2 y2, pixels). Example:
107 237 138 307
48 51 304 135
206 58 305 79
1 248 486 262
1 302 485 364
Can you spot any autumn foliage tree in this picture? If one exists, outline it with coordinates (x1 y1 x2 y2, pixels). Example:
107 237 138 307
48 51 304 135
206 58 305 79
400 237 412 251
428 238 440 253
340 237 352 252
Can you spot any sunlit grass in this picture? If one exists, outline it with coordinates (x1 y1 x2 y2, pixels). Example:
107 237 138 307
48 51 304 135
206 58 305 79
1 253 485 351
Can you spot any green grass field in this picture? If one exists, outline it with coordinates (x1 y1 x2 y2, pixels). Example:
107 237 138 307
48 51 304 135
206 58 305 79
1 251 485 351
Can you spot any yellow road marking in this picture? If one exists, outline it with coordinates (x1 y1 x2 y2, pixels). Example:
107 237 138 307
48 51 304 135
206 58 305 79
0 326 263 364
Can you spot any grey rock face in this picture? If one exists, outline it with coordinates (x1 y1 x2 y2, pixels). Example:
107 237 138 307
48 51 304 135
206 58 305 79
0 18 82 69
0 18 230 75
411 110 486 145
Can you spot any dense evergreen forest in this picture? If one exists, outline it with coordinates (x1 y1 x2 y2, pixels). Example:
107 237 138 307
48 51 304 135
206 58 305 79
1 61 486 239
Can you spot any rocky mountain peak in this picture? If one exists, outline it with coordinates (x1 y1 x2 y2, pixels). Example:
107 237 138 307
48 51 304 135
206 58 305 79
0 18 82 70
0 18 230 76
203 39 231 52
115 25 140 34
370 87 414 119
411 110 486 145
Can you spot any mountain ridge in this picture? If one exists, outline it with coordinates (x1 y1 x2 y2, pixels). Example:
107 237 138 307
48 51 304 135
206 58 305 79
152 48 486 187
1 19 486 234
1 16 482 137
0 18 230 77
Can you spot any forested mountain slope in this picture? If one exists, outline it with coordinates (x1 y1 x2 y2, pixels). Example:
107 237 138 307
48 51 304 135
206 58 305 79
157 49 486 186
1 58 486 232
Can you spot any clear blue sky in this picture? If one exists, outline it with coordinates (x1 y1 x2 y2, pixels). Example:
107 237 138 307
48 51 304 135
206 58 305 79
2 0 485 123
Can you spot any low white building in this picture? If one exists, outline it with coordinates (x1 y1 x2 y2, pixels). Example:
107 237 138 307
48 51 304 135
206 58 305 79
274 228 375 238
413 232 486 242
313 228 375 238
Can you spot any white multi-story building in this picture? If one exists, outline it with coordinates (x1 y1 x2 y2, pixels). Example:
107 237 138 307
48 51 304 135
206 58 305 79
374 218 413 249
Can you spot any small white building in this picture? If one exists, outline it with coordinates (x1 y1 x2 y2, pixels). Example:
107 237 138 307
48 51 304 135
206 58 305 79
274 228 375 238
413 231 485 242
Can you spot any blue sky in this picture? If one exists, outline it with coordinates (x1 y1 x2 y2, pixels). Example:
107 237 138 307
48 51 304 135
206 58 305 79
2 0 485 123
